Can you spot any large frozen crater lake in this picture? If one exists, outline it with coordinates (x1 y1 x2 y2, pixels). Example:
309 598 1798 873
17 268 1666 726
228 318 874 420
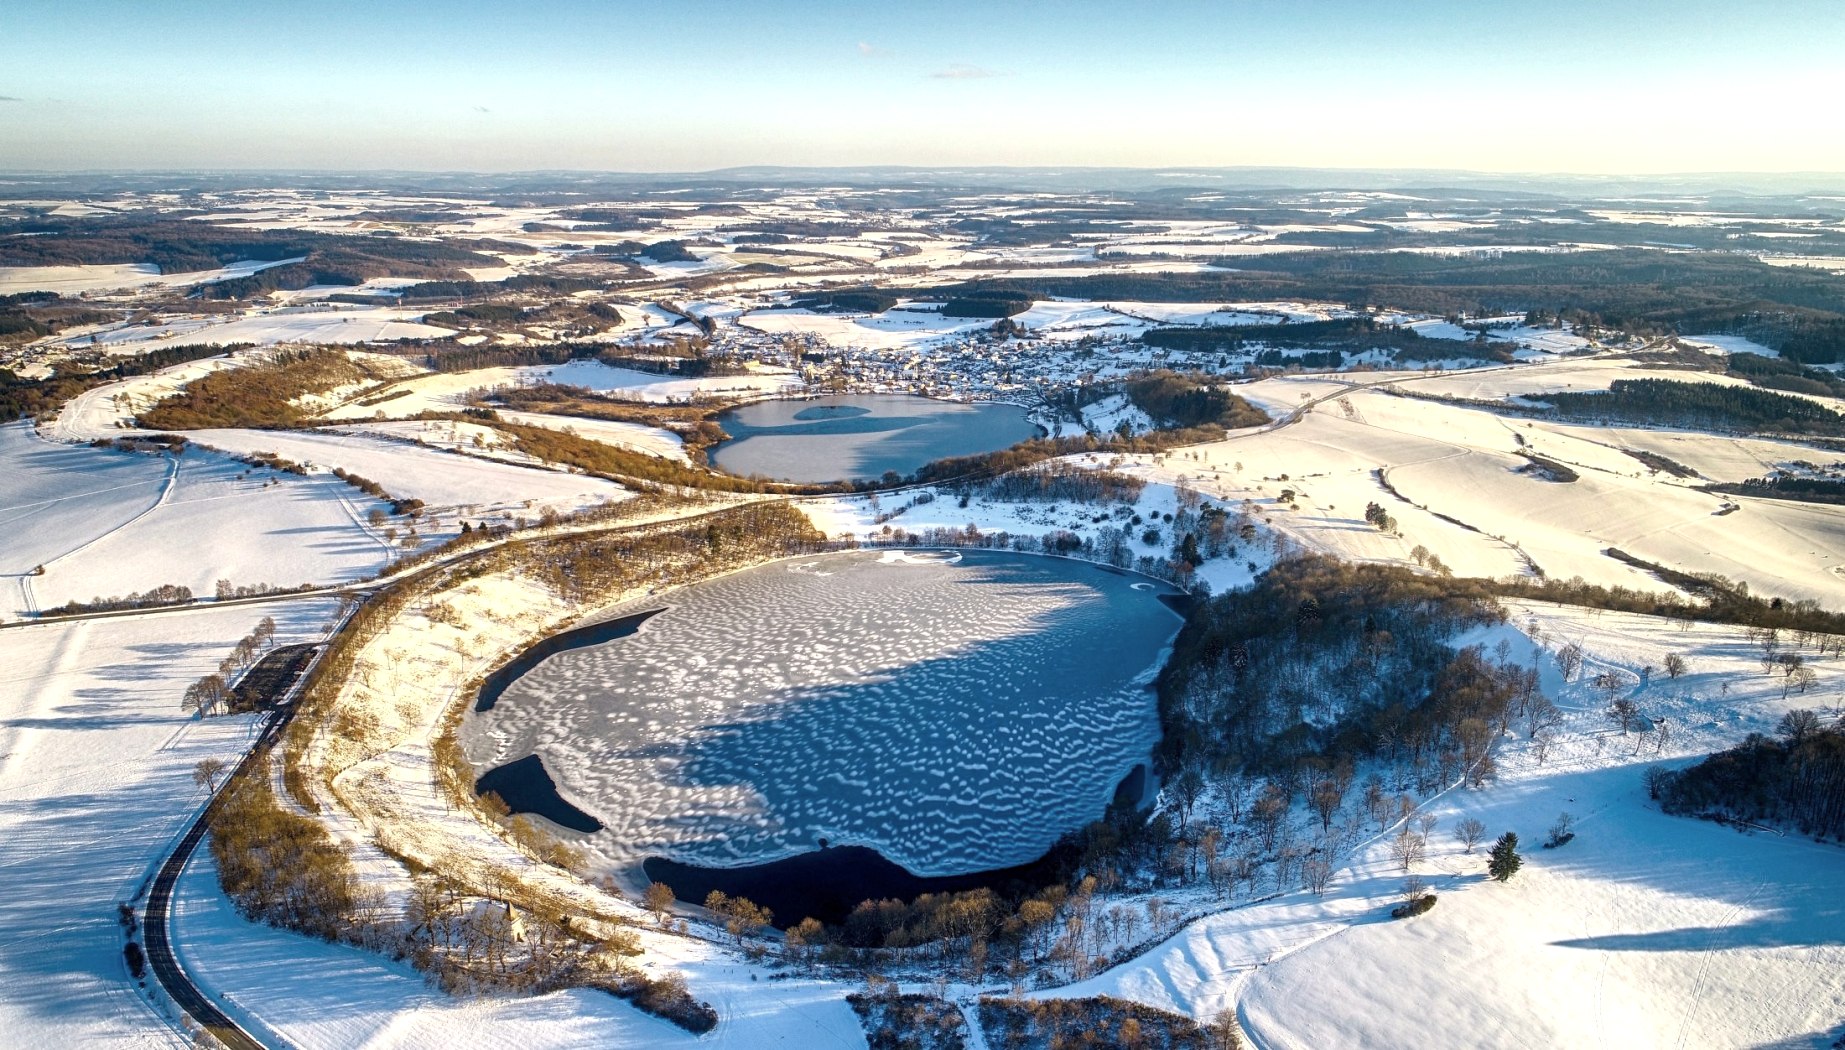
462 549 1185 877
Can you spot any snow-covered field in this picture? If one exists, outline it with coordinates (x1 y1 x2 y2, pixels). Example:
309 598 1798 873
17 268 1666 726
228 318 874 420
1095 370 1845 608
171 852 865 1050
25 444 395 616
38 355 631 526
0 599 342 1049
0 422 391 618
1406 359 1751 402
0 258 301 296
1680 333 1781 358
490 409 688 463
58 305 453 352
1060 607 1845 1050
180 427 628 522
740 306 998 352
0 422 172 594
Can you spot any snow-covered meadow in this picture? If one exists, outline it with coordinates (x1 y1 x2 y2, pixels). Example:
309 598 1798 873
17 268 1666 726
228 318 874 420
0 599 342 1049
1058 606 1845 1050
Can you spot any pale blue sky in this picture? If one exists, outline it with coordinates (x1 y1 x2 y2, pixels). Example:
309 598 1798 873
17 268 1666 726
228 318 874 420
2 0 1841 173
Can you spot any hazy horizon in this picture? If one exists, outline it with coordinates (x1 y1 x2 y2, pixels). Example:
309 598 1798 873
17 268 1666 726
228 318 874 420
5 0 1843 175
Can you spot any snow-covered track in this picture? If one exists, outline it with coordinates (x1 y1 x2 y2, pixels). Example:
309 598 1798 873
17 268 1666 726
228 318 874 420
142 635 343 1050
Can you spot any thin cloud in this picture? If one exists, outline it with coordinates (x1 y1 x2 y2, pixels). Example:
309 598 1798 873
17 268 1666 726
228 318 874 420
928 64 1006 80
473 105 491 114
0 96 22 102
856 41 888 58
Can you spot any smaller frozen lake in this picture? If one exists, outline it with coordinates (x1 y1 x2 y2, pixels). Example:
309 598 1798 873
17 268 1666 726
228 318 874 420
462 549 1184 877
708 394 1041 483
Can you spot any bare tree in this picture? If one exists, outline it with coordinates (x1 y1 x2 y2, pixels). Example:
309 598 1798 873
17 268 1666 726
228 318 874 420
644 881 676 926
1388 826 1426 871
784 916 824 969
1416 812 1440 841
1171 765 1206 828
1301 853 1334 896
1607 697 1641 734
1524 694 1563 740
1362 775 1391 831
1778 708 1822 746
1532 728 1556 765
1556 642 1585 682
1787 664 1817 699
1208 1008 1245 1050
1214 765 1253 824
1593 671 1624 706
404 875 456 957
1453 817 1487 853
1545 811 1576 847
192 757 228 793
1309 778 1345 833
1663 653 1688 679
1758 627 1781 673
704 891 771 944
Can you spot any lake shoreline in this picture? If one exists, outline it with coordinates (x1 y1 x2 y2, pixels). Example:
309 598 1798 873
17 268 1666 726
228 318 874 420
709 392 1044 483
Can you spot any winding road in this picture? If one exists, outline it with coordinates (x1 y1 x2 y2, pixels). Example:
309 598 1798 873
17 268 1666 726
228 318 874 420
140 642 334 1050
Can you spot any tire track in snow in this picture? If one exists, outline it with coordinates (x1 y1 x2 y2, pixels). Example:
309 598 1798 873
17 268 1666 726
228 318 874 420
35 452 181 573
1671 877 1767 1050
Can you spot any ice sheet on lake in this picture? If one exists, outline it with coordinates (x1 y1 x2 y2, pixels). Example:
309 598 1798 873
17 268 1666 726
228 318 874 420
463 550 1182 876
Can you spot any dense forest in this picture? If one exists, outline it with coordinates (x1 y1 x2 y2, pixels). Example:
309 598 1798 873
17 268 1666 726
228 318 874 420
942 290 1035 318
1706 475 1845 506
918 249 1845 360
1721 349 1845 397
640 240 700 262
1656 714 1845 842
978 996 1222 1050
0 215 534 300
1124 370 1271 430
0 295 114 345
422 304 526 326
1155 555 1522 791
793 289 899 313
1143 316 1513 364
1537 378 1845 435
395 275 601 302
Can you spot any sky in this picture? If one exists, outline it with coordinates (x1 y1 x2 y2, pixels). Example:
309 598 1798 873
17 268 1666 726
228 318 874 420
3 0 1843 175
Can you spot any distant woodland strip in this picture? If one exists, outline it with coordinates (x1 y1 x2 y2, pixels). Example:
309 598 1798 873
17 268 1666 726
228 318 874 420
0 342 235 423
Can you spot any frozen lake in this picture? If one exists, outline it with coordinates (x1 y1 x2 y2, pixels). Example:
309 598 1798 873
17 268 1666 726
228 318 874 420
707 394 1040 482
462 549 1184 877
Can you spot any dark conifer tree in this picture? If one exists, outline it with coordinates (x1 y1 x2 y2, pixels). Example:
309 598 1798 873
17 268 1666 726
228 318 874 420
1487 832 1522 882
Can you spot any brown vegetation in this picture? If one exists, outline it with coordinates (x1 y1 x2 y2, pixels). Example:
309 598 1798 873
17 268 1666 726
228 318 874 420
138 348 382 429
849 982 968 1050
978 996 1223 1050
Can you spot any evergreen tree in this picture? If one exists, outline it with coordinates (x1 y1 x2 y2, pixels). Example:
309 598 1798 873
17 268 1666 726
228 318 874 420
1487 832 1522 882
